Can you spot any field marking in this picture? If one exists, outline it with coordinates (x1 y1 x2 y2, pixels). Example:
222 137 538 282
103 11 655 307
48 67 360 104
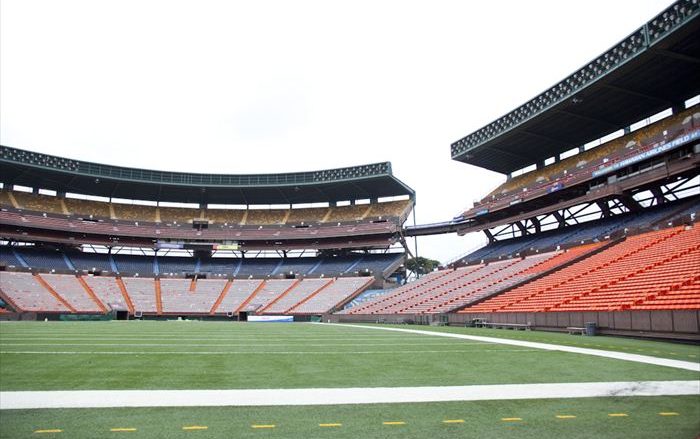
319 423 342 427
442 419 465 423
658 412 679 416
0 342 491 347
110 428 137 432
327 324 700 372
182 425 208 430
382 421 406 425
2 381 697 409
556 415 576 419
33 429 62 434
0 348 539 355
251 425 275 429
501 418 522 421
608 413 629 417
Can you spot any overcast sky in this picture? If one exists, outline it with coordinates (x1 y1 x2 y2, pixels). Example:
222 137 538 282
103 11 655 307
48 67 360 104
0 0 675 263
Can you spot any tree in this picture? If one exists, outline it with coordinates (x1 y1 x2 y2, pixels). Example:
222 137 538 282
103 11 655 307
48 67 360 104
405 256 441 276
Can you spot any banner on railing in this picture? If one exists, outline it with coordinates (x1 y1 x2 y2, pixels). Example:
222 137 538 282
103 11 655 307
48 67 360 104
592 129 700 178
248 315 293 322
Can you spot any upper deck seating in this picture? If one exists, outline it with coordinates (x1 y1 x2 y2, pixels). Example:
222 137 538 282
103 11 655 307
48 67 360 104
245 209 287 225
112 204 157 222
11 191 64 214
64 198 111 219
204 209 246 225
326 204 370 222
475 107 698 211
158 207 201 224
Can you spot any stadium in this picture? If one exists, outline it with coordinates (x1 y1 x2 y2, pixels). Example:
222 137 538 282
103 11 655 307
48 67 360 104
0 1 699 438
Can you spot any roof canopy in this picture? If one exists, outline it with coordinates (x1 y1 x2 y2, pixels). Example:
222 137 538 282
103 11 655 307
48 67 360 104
0 146 414 205
451 0 700 174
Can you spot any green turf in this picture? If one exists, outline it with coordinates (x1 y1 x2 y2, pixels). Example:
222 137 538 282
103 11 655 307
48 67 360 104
374 323 700 363
0 321 698 391
1 396 698 439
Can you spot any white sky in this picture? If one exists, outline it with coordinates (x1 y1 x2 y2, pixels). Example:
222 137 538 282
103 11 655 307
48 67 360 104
0 0 675 263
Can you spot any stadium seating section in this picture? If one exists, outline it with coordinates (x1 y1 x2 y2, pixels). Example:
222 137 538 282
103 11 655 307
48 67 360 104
462 226 699 313
470 107 699 213
342 245 598 315
0 190 412 225
0 273 373 316
0 248 403 279
463 197 699 264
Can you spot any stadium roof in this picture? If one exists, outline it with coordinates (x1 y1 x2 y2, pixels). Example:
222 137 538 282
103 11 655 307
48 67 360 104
451 0 700 174
0 145 414 205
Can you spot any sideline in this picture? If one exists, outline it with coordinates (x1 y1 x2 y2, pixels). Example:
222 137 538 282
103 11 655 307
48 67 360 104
326 323 700 372
1 381 697 409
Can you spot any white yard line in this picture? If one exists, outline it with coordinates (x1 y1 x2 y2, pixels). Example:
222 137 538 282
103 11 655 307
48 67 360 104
0 349 539 355
326 324 700 372
0 342 491 347
1 381 697 409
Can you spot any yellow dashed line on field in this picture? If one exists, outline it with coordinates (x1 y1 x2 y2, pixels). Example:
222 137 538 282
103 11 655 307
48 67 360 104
251 425 276 429
34 430 62 434
501 418 522 422
442 419 465 424
688 354 697 358
110 428 137 432
556 415 576 419
182 426 208 431
608 413 628 417
383 421 406 425
319 423 342 427
658 412 679 416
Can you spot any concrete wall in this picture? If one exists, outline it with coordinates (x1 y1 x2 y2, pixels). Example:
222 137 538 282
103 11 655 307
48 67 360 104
449 310 700 339
328 310 700 340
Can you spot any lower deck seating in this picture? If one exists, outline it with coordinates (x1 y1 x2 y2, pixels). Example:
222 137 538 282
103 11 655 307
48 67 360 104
41 273 102 313
289 277 371 314
463 226 700 313
214 279 263 314
241 279 298 312
345 246 598 315
121 277 157 313
0 272 70 312
262 278 331 314
84 276 129 311
160 278 218 313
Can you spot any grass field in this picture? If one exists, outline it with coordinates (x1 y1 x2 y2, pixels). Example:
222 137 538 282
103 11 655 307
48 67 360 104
0 321 698 438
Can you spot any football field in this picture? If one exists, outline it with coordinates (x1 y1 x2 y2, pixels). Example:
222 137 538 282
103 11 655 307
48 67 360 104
0 321 698 438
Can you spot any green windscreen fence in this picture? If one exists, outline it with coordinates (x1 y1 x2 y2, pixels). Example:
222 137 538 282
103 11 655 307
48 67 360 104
59 314 112 321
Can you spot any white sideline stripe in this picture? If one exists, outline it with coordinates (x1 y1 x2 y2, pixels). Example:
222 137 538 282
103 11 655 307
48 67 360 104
1 381 697 409
0 342 491 347
0 349 539 355
327 324 700 372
